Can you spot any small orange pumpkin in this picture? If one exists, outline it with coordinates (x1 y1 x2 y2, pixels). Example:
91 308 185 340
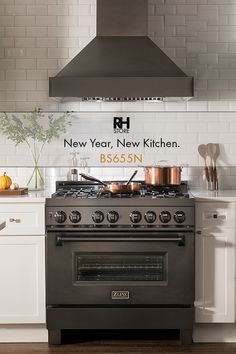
0 172 12 190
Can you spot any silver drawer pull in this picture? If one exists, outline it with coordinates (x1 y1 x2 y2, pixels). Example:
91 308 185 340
9 218 21 223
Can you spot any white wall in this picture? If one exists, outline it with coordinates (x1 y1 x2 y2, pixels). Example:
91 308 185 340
0 0 236 110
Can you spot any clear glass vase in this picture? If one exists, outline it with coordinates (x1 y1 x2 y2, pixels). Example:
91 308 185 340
27 166 45 191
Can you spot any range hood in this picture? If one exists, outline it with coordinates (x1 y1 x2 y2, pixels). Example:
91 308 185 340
49 0 193 101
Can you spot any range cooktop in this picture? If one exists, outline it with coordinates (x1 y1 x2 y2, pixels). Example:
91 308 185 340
52 181 190 199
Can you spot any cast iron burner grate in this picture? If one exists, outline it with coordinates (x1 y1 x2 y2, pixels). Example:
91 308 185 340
52 181 189 199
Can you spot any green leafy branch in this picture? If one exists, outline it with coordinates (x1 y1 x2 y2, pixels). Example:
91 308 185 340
0 107 72 170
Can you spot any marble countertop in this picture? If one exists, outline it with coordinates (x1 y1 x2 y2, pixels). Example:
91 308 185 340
0 189 52 203
190 189 236 202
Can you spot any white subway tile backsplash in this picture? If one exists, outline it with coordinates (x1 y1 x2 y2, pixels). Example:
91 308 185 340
15 80 36 90
48 48 69 58
197 31 218 42
26 69 47 79
37 38 57 48
220 69 236 79
0 80 15 91
26 48 47 58
187 101 208 111
68 26 90 37
0 16 14 26
219 32 236 42
15 15 36 26
37 58 58 69
36 80 48 90
0 0 236 113
36 0 57 3
27 90 48 101
198 53 218 65
0 38 14 48
177 5 197 15
16 58 36 69
165 15 185 25
187 42 207 53
165 37 185 47
78 15 95 26
220 90 236 100
26 26 47 37
6 70 25 80
48 5 69 15
5 91 27 102
198 5 218 20
48 26 69 37
57 15 77 26
27 5 47 16
15 38 36 48
0 59 15 70
5 5 26 16
5 27 26 38
208 100 230 111
16 0 36 4
69 5 91 16
156 5 176 15
36 16 57 26
208 43 228 53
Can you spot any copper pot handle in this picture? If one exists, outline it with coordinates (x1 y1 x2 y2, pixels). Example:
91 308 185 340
79 173 107 186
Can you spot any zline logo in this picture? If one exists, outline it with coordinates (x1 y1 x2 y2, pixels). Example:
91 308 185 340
113 116 130 133
111 290 130 300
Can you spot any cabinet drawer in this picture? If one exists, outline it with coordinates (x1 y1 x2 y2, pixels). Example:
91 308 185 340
196 202 235 228
0 203 45 235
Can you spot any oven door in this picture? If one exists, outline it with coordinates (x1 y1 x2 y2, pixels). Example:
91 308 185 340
46 230 194 306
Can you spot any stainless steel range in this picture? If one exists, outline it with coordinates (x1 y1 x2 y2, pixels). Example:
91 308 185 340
46 181 195 345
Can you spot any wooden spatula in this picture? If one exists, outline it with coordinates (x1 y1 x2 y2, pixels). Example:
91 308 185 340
198 144 210 182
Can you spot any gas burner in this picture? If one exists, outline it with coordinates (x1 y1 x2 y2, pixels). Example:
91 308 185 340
52 181 190 199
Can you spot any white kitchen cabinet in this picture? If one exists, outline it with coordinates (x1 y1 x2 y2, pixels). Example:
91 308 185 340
0 201 45 327
0 235 45 323
195 201 235 323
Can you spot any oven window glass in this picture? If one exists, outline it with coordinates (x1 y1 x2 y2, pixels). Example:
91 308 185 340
76 254 165 282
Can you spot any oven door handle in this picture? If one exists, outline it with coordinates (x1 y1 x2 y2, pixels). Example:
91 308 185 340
56 235 185 247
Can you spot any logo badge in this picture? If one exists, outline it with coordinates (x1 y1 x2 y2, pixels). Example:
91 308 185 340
111 290 130 299
113 117 130 133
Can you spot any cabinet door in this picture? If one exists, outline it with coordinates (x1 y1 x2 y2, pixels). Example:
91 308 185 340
195 228 235 323
0 236 45 324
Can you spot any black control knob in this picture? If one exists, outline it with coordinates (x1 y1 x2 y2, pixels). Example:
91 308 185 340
92 210 104 224
54 211 67 224
130 211 142 224
159 211 171 224
145 211 157 224
107 211 119 224
69 210 81 223
174 211 186 224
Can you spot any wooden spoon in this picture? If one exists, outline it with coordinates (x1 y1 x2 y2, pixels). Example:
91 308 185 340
198 144 210 182
207 143 215 183
208 143 220 190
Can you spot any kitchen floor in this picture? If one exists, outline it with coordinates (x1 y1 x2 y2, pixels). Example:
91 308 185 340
0 330 236 354
1 342 236 354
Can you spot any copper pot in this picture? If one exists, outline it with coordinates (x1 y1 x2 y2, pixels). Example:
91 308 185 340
79 173 142 194
144 166 182 186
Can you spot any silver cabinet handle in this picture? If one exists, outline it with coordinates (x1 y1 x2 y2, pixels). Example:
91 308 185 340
9 218 21 223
